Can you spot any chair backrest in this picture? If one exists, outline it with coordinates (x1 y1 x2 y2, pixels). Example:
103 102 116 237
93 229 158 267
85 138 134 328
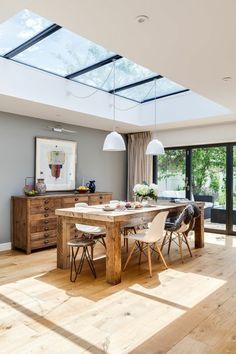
75 202 88 208
186 203 201 232
174 204 194 233
143 211 169 243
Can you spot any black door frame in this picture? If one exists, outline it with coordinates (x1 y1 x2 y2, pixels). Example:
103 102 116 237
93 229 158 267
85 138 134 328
154 142 236 236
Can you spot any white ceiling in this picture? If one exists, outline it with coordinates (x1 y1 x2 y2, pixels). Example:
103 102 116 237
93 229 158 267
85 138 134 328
0 0 235 132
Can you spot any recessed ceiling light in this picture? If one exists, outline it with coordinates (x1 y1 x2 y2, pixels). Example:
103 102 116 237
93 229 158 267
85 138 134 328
136 15 149 24
222 76 232 81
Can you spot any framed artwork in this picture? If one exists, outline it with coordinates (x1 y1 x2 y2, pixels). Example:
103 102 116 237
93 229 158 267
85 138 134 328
35 137 77 191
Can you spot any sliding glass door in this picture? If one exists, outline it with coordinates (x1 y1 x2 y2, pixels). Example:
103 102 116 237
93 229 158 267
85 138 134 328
155 143 236 235
233 146 236 233
192 146 227 232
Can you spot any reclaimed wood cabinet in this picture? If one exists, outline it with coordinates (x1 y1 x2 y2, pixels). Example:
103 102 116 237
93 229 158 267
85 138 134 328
12 192 112 254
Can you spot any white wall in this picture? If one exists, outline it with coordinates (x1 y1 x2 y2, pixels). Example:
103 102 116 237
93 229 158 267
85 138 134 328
0 112 127 244
158 121 236 147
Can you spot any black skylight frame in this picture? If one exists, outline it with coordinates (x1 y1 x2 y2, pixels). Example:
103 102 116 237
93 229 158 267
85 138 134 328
1 17 190 103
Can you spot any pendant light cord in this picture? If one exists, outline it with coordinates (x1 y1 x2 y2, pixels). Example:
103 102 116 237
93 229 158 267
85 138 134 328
154 78 157 129
112 59 116 131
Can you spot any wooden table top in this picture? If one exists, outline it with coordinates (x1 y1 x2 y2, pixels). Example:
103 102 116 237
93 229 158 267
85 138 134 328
55 201 198 223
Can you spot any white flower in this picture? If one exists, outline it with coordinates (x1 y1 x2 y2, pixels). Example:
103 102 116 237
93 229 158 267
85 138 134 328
150 183 158 196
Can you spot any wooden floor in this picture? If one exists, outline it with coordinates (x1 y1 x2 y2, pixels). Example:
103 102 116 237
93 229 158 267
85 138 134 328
0 233 236 353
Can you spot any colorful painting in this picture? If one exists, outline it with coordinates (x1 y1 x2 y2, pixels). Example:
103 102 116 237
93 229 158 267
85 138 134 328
35 138 77 191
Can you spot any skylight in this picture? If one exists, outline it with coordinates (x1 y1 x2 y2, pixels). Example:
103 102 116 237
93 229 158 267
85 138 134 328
117 77 188 103
0 9 52 56
74 58 157 92
13 28 115 77
0 9 189 102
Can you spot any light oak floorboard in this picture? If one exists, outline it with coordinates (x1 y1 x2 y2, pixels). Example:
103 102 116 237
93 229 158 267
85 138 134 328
0 233 235 353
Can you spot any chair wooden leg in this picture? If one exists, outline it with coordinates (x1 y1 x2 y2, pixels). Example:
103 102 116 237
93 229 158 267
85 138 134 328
156 244 168 269
183 233 193 257
167 232 172 254
177 233 184 263
123 242 136 271
147 244 152 277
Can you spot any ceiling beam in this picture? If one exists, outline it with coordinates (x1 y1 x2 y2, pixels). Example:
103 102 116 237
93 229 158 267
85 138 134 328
66 54 122 79
4 24 62 59
109 75 163 94
142 89 190 103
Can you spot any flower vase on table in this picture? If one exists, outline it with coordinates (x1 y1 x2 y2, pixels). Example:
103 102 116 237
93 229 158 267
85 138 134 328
133 182 158 206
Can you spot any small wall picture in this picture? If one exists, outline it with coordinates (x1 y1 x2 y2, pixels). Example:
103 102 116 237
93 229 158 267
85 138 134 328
35 137 77 191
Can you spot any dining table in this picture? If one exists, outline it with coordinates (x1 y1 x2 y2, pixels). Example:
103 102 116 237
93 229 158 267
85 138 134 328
55 201 204 285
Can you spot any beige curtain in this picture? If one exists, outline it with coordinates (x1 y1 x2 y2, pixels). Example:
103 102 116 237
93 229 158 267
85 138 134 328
127 132 153 200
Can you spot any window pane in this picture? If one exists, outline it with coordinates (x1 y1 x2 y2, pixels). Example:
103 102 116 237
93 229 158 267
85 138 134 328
157 150 186 198
117 77 186 102
0 9 52 55
74 58 156 91
13 28 115 76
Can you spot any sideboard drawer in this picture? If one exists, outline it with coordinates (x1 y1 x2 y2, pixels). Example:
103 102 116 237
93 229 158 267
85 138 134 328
89 194 112 205
30 202 61 215
31 218 58 233
62 196 89 207
31 236 57 250
31 230 57 241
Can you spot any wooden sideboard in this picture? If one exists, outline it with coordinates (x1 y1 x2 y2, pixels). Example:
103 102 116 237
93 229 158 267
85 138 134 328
11 192 112 254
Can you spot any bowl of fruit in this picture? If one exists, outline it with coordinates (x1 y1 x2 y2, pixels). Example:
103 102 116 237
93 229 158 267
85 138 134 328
76 185 90 194
24 188 39 197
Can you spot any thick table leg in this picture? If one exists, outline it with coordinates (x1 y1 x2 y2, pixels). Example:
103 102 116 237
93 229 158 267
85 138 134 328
194 206 205 248
106 222 121 285
57 216 72 269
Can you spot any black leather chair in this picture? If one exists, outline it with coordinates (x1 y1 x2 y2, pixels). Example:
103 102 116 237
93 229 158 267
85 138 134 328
161 204 195 262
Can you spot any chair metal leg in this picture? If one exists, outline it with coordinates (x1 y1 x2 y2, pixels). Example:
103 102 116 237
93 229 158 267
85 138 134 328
160 233 167 252
168 232 173 254
70 246 80 282
138 242 143 265
85 246 97 278
90 244 94 260
155 244 168 269
123 242 136 271
183 233 193 257
177 233 184 263
147 244 152 277
101 236 107 249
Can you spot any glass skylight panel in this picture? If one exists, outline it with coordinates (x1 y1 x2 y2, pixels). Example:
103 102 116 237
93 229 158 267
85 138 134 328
117 77 186 102
13 28 115 76
74 58 157 91
0 9 52 55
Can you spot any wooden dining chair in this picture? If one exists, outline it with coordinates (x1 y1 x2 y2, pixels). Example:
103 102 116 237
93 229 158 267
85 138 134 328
75 202 106 259
123 211 169 277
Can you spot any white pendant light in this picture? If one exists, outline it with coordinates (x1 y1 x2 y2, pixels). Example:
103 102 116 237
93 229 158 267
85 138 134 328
146 79 165 155
103 60 126 151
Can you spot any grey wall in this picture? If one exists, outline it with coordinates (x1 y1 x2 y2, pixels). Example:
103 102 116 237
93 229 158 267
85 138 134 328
0 112 127 244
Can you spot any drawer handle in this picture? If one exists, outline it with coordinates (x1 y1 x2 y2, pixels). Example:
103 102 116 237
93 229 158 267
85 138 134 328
44 200 49 204
44 233 49 238
44 240 49 244
99 196 103 199
75 198 78 201
44 220 49 224
44 214 49 218
44 207 49 211
44 227 49 231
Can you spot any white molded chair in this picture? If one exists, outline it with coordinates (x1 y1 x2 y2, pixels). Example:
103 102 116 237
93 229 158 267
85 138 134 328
75 203 106 258
123 211 169 277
